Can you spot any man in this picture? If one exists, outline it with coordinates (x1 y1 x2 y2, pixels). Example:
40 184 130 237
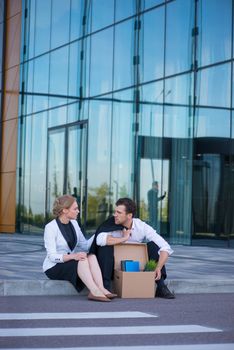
90 197 174 299
147 181 166 230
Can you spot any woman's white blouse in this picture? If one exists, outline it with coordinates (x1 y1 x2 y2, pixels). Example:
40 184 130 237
43 219 94 272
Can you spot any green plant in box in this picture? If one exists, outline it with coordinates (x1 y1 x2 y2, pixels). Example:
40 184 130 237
144 259 157 271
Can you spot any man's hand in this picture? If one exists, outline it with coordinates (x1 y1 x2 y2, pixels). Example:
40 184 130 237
154 266 162 281
122 228 131 241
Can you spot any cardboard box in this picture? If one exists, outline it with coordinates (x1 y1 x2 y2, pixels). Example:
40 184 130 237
113 243 155 298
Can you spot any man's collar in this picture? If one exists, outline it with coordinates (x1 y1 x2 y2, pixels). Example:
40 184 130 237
124 218 135 230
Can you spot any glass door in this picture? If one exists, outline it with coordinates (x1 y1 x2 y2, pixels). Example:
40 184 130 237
46 121 87 228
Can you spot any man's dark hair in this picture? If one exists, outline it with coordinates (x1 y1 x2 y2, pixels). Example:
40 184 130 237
115 198 136 217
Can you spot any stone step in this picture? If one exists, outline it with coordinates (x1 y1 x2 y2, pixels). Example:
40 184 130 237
1 279 234 296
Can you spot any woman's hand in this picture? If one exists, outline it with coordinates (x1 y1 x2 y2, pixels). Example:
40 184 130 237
72 252 87 261
63 252 87 262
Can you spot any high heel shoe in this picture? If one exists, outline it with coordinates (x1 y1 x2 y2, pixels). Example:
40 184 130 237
88 292 111 302
105 293 118 299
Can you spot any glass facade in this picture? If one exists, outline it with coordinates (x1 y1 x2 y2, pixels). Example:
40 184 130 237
16 0 234 247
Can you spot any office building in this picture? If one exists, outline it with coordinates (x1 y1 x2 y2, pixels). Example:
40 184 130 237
0 0 233 247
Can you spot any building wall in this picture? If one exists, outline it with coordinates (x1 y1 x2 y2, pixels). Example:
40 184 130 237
0 0 233 247
0 0 21 233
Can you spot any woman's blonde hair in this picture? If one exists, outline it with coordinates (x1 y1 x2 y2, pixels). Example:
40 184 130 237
53 195 76 217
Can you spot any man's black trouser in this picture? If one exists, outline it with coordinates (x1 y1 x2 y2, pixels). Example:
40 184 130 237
97 241 167 290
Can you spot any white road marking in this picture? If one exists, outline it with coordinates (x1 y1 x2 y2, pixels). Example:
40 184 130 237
0 324 222 337
0 311 156 320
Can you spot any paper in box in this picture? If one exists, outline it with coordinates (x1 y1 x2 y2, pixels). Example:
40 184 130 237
113 243 155 298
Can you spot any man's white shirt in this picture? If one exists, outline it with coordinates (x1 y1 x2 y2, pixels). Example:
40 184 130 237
96 218 173 255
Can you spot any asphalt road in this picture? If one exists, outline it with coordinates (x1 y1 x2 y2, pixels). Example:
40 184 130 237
0 293 233 350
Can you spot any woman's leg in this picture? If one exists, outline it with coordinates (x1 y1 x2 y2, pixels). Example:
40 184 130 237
77 258 106 297
87 254 111 295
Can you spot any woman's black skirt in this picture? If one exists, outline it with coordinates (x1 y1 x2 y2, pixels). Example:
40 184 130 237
45 260 85 293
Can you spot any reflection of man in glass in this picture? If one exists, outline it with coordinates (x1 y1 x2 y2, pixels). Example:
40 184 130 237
147 181 166 230
97 198 108 225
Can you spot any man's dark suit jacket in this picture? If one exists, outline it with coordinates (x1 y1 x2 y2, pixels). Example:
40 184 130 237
89 216 124 255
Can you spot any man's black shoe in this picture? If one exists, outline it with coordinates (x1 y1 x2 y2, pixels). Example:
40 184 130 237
155 285 175 299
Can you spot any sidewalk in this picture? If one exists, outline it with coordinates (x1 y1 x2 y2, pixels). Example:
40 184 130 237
0 233 234 296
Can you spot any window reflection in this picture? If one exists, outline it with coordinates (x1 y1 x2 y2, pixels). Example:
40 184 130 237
51 0 70 49
27 0 36 59
48 103 67 128
22 112 48 232
35 0 51 56
90 28 113 96
143 0 165 10
166 0 193 76
197 64 231 108
91 0 114 32
165 73 193 106
194 108 230 138
50 46 69 95
87 98 112 229
68 41 81 97
115 0 135 22
164 106 192 138
47 128 65 213
70 0 84 41
197 0 232 66
33 55 49 113
114 20 134 90
142 7 164 82
0 0 4 22
0 23 3 70
112 90 133 204
139 101 163 138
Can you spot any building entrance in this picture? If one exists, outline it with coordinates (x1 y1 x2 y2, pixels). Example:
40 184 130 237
46 121 88 228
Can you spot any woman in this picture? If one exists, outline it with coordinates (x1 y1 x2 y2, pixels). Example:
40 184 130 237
43 194 117 302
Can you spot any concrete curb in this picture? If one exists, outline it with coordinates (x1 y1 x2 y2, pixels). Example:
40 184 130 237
1 279 234 296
